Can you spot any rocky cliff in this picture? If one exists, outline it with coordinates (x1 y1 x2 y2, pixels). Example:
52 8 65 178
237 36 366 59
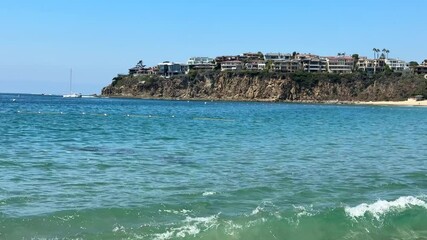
101 71 427 102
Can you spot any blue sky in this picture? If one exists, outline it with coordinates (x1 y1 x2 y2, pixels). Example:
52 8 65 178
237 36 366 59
1 0 426 94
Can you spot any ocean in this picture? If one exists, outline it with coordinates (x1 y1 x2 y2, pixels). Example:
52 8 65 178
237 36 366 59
0 93 426 239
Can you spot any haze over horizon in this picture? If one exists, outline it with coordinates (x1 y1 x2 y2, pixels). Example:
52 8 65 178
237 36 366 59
1 0 426 95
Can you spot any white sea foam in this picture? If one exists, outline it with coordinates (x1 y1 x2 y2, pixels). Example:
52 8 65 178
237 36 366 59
153 214 219 240
345 196 427 219
161 209 177 214
153 225 201 239
112 225 126 233
180 209 192 214
251 206 263 215
175 225 200 238
184 214 218 225
293 204 315 217
249 201 276 216
202 191 216 196
153 230 174 240
160 209 192 215
224 220 243 236
55 214 79 222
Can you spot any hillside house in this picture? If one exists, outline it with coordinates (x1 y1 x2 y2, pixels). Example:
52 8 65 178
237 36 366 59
128 60 153 76
385 58 409 72
326 56 354 73
221 61 243 71
414 60 427 74
158 61 188 77
245 61 266 71
264 53 292 61
272 59 302 72
187 57 215 71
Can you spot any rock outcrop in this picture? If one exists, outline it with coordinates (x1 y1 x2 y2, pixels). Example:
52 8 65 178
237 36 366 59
101 71 427 102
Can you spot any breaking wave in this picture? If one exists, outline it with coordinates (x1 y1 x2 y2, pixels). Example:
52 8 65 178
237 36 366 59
345 196 427 219
2 197 427 239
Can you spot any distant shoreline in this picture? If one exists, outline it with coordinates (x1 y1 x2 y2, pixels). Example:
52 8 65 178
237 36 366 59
353 99 427 107
102 95 427 107
102 71 427 105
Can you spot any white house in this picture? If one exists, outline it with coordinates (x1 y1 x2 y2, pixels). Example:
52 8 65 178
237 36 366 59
245 61 266 71
221 61 243 71
158 61 188 77
187 57 215 71
264 53 291 61
385 58 409 72
187 57 214 65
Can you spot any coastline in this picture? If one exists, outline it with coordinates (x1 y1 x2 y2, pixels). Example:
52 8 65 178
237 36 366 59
102 95 427 107
102 71 427 106
354 99 427 107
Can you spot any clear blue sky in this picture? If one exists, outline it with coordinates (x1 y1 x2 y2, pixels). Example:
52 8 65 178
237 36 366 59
1 0 426 94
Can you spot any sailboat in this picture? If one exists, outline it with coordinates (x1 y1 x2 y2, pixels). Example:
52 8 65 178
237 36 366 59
63 69 82 98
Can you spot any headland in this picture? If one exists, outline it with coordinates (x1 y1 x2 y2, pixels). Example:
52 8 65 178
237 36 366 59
101 52 427 104
102 70 427 105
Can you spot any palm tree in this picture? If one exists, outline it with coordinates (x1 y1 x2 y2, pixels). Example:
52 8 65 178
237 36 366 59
372 48 380 73
385 49 390 59
372 48 380 59
292 51 297 59
352 54 359 72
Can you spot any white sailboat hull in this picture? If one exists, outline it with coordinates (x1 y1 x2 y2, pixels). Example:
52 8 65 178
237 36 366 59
63 69 81 98
63 93 82 98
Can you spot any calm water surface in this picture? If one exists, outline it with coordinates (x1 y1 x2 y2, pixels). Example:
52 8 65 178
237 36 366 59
0 93 426 239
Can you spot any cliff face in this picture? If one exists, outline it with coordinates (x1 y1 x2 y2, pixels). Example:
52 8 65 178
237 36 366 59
101 71 426 101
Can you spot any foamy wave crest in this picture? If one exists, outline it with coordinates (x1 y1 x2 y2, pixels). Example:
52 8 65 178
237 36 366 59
293 204 316 218
249 201 277 216
251 206 263 215
224 220 243 236
345 196 427 219
202 191 216 196
112 224 126 233
153 214 219 240
160 209 192 215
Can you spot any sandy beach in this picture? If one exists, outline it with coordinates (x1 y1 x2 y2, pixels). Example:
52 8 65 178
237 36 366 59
356 99 427 107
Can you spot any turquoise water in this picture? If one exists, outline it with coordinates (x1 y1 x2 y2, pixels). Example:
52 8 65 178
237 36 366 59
1 93 426 239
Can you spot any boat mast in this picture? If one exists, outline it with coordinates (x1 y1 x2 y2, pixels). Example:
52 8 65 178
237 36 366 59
69 68 72 94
